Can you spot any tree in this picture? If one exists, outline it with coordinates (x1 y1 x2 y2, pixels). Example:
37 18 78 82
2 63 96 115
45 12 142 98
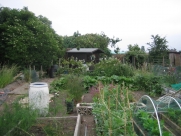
109 37 121 48
62 32 111 56
125 44 147 67
109 36 122 54
128 44 140 51
0 7 63 68
147 34 168 62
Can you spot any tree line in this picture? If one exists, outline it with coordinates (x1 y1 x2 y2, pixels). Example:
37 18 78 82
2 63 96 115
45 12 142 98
0 6 170 69
0 7 122 69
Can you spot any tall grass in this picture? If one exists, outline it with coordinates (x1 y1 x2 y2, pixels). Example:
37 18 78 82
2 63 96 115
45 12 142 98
0 101 38 135
0 65 18 88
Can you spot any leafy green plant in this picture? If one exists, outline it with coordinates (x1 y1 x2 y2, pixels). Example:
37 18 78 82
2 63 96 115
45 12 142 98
135 110 171 135
83 76 97 90
91 57 134 77
93 84 136 135
83 75 134 89
51 75 86 103
64 74 85 102
134 72 163 95
166 109 181 127
56 57 86 76
23 69 31 82
0 65 18 88
50 77 66 93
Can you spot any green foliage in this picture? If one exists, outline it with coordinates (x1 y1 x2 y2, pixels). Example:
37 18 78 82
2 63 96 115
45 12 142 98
147 34 169 63
0 101 38 135
50 75 85 102
23 69 39 83
151 65 181 86
0 65 18 88
50 77 66 93
135 110 171 135
92 57 134 77
93 85 136 135
161 74 178 86
0 7 63 68
82 75 135 93
56 57 86 76
48 91 67 116
124 44 148 67
83 75 134 91
64 74 85 101
23 69 31 82
166 109 181 127
134 72 163 95
83 76 97 90
63 32 112 56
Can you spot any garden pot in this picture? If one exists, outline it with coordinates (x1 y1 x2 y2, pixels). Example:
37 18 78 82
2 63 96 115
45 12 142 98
29 82 49 116
66 100 74 113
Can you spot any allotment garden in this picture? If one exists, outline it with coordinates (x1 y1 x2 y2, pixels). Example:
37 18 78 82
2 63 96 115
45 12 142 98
0 57 181 136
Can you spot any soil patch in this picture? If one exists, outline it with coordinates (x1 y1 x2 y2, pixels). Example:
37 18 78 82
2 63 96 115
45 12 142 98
29 117 77 136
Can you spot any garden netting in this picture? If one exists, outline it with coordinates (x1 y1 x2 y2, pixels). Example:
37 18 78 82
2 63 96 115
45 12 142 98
135 95 181 113
151 65 181 83
171 83 181 90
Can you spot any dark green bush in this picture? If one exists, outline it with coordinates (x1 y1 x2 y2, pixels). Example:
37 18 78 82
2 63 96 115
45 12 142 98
91 57 134 77
134 74 163 95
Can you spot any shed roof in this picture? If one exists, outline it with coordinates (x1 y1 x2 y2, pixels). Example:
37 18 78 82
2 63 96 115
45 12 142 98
67 48 104 53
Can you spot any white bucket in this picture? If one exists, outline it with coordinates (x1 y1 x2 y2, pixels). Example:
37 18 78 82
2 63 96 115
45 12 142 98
29 82 49 116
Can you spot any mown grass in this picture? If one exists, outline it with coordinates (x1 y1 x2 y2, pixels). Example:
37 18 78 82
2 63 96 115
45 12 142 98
0 65 18 88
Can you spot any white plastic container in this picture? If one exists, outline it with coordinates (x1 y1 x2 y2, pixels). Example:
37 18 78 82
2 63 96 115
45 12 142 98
29 82 49 116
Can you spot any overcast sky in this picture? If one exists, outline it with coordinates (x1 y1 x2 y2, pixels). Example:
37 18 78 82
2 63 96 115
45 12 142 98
1 0 181 51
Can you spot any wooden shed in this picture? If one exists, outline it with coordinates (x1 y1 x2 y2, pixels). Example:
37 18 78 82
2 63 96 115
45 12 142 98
168 50 181 66
66 48 104 63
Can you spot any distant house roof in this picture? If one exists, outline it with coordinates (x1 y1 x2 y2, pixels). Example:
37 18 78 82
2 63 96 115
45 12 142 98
67 48 104 53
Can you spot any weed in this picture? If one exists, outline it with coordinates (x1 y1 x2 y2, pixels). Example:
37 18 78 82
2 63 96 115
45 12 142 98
0 65 18 88
0 100 38 135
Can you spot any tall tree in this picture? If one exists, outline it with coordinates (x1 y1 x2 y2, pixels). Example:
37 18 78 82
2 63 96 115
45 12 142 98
147 34 168 62
62 32 111 55
0 7 63 68
125 44 147 67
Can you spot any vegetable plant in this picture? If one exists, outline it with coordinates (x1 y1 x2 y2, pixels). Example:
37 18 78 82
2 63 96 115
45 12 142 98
166 108 181 127
92 84 136 136
135 110 171 135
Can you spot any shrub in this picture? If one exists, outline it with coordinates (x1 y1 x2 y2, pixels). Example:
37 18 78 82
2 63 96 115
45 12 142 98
0 65 18 88
134 72 163 95
64 74 85 102
92 57 134 77
0 101 38 135
50 74 86 102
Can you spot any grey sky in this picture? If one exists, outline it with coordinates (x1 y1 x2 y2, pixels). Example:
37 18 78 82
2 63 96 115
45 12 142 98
1 0 181 51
